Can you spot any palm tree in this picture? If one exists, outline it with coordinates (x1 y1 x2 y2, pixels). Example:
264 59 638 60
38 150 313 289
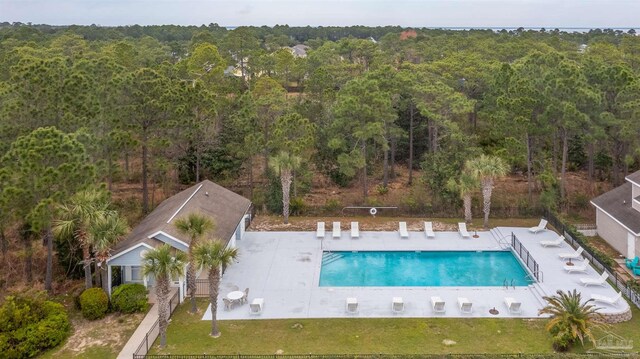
53 188 111 289
465 154 508 228
447 173 478 223
193 239 238 338
539 289 605 351
142 244 187 348
175 213 214 314
90 211 128 292
268 151 302 224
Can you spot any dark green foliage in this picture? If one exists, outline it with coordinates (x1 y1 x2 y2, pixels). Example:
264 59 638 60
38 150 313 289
265 172 283 214
289 197 306 216
79 287 109 320
111 283 149 314
0 293 70 359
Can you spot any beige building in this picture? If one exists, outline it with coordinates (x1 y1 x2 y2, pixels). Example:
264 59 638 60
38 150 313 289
591 170 640 259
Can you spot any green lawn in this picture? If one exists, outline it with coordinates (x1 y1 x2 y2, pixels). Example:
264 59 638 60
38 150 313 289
150 299 640 355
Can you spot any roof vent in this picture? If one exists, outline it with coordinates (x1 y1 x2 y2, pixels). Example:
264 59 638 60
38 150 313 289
205 191 209 196
623 200 626 204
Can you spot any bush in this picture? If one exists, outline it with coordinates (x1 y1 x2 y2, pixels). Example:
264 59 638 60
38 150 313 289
111 284 148 314
289 197 306 216
79 288 109 320
0 293 70 359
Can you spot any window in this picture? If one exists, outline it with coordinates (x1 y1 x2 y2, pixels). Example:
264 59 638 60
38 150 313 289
131 266 142 282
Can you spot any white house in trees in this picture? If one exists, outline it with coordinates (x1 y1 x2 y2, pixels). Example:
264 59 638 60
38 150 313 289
106 180 251 301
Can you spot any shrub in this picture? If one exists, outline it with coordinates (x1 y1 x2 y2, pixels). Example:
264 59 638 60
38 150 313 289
111 284 148 314
0 293 70 359
79 288 109 320
289 197 306 216
375 184 389 196
323 199 342 214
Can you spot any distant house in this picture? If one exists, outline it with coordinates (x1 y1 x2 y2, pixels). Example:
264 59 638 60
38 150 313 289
285 44 310 58
106 180 252 300
591 170 640 259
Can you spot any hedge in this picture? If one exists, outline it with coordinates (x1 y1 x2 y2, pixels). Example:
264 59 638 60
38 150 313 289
79 287 109 320
111 283 148 313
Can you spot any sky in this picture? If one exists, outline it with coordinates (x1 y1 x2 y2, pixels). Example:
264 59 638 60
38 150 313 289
1 0 639 28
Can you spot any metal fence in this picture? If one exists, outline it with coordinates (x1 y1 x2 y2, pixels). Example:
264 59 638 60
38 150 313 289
194 279 210 297
511 232 543 282
544 209 640 309
135 353 638 359
133 290 181 358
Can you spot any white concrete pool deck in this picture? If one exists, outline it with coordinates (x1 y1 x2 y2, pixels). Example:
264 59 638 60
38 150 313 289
203 226 629 320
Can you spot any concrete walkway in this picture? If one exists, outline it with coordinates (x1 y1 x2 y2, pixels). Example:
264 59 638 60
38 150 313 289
117 303 158 359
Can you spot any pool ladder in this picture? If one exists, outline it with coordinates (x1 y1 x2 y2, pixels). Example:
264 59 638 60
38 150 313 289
322 251 344 265
503 279 515 290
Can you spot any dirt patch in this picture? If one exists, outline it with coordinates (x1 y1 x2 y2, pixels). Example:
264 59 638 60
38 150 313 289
249 216 465 232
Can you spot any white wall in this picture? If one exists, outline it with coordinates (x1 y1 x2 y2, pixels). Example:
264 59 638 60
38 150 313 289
596 208 632 257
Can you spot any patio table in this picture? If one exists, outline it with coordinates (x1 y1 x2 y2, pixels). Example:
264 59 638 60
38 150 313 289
227 290 244 304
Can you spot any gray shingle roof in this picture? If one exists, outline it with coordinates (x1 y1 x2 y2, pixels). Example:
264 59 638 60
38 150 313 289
591 182 640 235
626 170 640 185
111 180 251 256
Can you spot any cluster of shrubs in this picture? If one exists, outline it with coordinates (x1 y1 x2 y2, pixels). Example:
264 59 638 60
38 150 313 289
0 292 70 359
77 284 148 320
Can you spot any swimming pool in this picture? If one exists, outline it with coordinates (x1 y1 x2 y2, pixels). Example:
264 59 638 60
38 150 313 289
319 251 533 287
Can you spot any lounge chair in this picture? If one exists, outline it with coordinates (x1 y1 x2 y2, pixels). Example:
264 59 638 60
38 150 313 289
249 298 264 315
392 297 404 314
351 222 359 239
223 298 234 311
332 222 341 239
529 219 548 234
431 296 446 313
399 222 409 238
563 259 590 274
458 223 470 238
346 297 358 314
241 287 250 304
540 235 565 247
625 256 639 269
457 297 473 314
591 292 623 306
580 272 609 287
424 221 435 238
316 222 325 239
504 297 521 314
558 247 584 261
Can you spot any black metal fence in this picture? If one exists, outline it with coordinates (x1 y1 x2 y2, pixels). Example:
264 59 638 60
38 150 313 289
511 232 543 282
133 290 181 358
135 353 637 359
544 209 640 310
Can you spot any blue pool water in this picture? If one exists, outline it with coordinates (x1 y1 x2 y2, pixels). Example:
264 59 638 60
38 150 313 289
319 251 533 287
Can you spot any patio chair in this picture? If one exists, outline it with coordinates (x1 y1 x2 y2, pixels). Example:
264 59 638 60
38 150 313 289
249 298 264 315
346 297 358 314
563 259 590 274
351 222 359 239
457 297 473 314
392 297 404 314
529 219 548 234
241 287 250 304
625 256 639 269
540 235 565 248
332 222 341 239
399 222 409 239
558 247 584 261
431 296 446 313
580 272 609 287
458 223 470 238
316 222 325 239
424 221 435 238
504 297 522 314
223 298 234 311
591 291 623 306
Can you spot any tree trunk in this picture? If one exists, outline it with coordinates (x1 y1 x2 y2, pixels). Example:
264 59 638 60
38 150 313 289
124 151 130 182
107 154 113 192
382 143 389 188
157 277 170 348
195 151 201 183
0 225 6 256
362 142 368 201
408 105 414 185
83 241 93 289
187 254 197 313
482 178 493 229
552 131 558 175
209 267 221 337
24 237 33 283
45 226 54 292
526 133 533 201
463 193 472 223
587 142 595 184
560 129 568 201
142 133 149 214
390 132 396 179
248 157 254 199
281 170 293 224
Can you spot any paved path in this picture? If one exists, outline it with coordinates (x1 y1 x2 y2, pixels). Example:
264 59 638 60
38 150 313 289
117 303 158 359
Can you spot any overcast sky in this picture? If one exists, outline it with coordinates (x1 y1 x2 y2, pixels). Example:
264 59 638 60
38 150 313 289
1 0 639 28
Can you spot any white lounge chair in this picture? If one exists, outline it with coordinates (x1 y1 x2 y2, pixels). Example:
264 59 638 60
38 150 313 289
249 298 264 315
540 235 564 247
316 222 325 239
504 297 521 314
529 219 548 234
424 221 435 238
558 247 584 261
458 223 470 238
392 297 404 313
431 296 446 313
351 222 359 239
458 297 473 314
591 291 623 306
332 222 341 239
399 222 409 238
564 259 590 274
346 297 358 314
580 272 609 287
